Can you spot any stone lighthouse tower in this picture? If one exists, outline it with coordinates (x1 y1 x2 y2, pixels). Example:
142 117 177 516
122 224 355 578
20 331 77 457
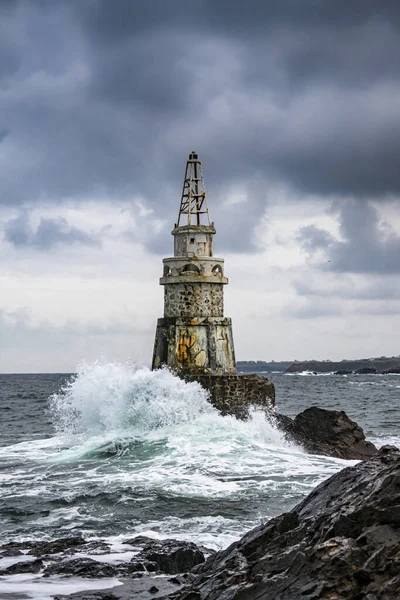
152 152 274 416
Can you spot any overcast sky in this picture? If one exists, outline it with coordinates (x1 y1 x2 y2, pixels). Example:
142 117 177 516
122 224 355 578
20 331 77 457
1 0 400 372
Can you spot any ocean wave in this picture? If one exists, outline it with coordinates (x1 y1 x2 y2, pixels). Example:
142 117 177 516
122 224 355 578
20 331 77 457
49 361 215 441
285 371 336 377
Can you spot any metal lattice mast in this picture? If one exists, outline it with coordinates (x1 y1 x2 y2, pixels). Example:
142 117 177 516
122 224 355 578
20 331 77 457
177 151 210 226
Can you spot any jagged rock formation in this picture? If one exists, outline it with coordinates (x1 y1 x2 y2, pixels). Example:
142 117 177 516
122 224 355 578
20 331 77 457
5 447 399 599
166 446 400 600
275 406 378 460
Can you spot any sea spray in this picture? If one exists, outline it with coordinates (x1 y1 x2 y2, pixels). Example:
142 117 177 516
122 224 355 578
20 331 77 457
49 361 215 441
0 363 356 549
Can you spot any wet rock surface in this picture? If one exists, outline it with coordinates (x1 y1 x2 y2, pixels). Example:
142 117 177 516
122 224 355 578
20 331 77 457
44 557 118 579
275 406 378 459
138 539 205 574
164 446 400 600
0 536 201 598
0 557 43 575
54 575 192 600
2 448 399 599
0 535 85 556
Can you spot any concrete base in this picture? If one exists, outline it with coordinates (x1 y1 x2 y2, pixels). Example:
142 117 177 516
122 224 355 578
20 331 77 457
184 373 275 419
152 317 236 375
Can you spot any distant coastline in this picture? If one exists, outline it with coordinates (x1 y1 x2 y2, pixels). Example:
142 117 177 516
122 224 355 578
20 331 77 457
237 357 400 374
236 361 294 373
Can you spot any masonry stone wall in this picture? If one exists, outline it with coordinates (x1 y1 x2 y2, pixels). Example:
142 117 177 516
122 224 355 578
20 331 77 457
185 373 275 419
164 283 224 318
152 317 236 374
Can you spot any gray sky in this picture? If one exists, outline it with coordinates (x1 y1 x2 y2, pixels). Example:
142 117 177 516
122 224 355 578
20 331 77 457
1 0 400 372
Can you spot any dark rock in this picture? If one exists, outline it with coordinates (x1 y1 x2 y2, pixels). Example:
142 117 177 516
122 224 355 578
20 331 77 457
0 540 37 551
55 594 119 600
276 406 378 460
125 558 158 573
165 446 400 600
0 548 23 557
286 359 400 374
382 368 400 374
71 540 111 555
122 535 157 547
0 558 43 575
43 557 118 578
356 367 377 374
138 539 205 574
26 536 86 556
54 574 188 599
334 369 353 375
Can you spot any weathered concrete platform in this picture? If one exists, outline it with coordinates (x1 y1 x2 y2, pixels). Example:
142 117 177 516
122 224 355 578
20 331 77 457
184 373 275 419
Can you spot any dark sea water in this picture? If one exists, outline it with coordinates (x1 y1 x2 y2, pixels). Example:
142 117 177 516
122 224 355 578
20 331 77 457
0 363 399 598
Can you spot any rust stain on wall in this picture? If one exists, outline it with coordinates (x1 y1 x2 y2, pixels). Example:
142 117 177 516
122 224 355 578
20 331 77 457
177 329 196 362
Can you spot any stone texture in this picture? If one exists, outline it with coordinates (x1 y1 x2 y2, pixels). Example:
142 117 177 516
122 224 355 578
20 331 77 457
275 406 378 460
164 446 400 600
138 539 205 574
44 558 118 578
0 558 43 575
152 317 236 375
164 283 224 318
173 224 215 258
186 373 275 417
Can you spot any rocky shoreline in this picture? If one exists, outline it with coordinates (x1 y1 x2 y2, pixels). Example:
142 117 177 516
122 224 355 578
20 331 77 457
168 445 400 600
275 406 378 460
286 358 400 374
1 424 397 600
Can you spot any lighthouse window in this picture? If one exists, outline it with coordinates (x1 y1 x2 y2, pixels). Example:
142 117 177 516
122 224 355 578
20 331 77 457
181 263 200 274
212 264 222 275
190 238 195 244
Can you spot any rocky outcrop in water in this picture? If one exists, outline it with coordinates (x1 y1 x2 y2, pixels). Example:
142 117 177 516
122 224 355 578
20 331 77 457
3 447 399 599
0 536 204 599
138 539 205 574
275 406 378 460
165 445 400 600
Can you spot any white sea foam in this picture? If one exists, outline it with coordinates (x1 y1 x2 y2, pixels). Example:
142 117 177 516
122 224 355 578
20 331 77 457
49 361 215 440
0 574 122 600
0 362 359 552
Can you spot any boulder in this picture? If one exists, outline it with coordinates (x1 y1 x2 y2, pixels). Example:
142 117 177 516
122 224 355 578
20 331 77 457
275 406 378 460
26 536 86 556
356 367 377 374
0 558 43 575
44 557 118 578
165 446 400 600
138 539 205 574
0 548 23 557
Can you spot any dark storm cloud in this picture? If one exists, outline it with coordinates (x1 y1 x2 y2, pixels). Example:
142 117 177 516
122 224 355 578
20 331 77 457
1 0 400 252
297 200 400 274
3 212 100 249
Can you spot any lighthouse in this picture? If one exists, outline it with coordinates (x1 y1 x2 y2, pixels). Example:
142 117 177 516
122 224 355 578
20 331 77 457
152 152 274 416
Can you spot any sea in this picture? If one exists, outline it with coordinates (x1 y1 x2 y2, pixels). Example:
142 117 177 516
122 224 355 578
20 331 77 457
0 361 399 599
